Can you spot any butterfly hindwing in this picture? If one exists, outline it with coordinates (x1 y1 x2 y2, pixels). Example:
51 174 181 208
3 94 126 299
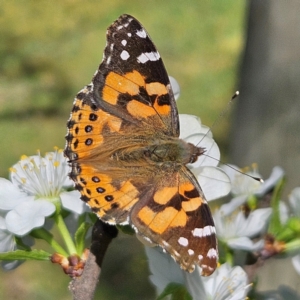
130 167 217 275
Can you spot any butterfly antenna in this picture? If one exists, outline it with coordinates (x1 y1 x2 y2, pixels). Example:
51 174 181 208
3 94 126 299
204 153 264 183
195 91 239 147
195 91 263 183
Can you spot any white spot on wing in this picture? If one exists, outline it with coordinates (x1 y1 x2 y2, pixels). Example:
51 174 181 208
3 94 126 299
127 32 132 37
110 43 114 51
192 225 216 238
178 237 188 247
207 248 218 259
136 28 147 38
117 25 123 30
137 51 160 64
106 56 111 65
121 39 127 46
198 254 203 261
162 240 169 247
120 50 130 60
188 249 194 256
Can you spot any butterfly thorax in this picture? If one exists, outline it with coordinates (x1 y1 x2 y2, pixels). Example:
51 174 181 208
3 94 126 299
144 139 205 165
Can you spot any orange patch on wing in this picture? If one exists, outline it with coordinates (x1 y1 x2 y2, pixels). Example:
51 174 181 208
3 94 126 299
153 100 171 116
146 82 170 116
120 180 139 196
153 187 177 205
148 207 178 234
77 168 113 184
124 70 145 86
89 180 139 212
169 209 187 227
181 197 202 212
102 85 120 105
179 182 195 194
127 100 156 118
145 82 167 96
138 206 156 226
138 206 179 234
103 71 142 105
71 134 104 155
106 114 122 132
88 183 116 198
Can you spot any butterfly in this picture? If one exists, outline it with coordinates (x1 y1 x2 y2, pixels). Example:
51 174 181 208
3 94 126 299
64 14 218 276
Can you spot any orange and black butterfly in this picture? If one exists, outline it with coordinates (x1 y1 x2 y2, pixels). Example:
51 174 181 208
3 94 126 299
65 14 218 276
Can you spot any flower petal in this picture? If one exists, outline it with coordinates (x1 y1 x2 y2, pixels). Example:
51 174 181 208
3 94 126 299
5 200 55 235
255 166 285 196
220 195 248 216
183 267 207 299
60 190 88 214
179 114 203 139
292 254 300 276
0 217 15 252
236 208 272 237
193 167 231 201
0 178 29 210
289 187 300 217
202 263 251 300
145 246 185 294
227 237 264 251
2 260 24 270
169 76 180 101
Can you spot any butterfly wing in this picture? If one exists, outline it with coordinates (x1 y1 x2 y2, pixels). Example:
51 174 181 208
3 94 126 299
92 14 179 137
130 166 218 276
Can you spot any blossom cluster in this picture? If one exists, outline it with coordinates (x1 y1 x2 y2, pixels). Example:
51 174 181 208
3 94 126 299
0 149 90 272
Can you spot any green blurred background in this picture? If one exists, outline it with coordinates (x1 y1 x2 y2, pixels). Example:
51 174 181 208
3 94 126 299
0 1 245 299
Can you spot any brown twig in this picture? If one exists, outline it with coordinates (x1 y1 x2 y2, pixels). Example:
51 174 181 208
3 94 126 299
69 219 118 300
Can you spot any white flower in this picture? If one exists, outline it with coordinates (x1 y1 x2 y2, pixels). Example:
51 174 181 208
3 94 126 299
289 187 300 217
214 206 272 251
0 215 15 253
289 188 300 275
202 263 251 300
221 165 284 214
179 114 231 201
169 76 180 101
0 214 23 270
146 246 251 300
0 149 85 236
292 254 300 276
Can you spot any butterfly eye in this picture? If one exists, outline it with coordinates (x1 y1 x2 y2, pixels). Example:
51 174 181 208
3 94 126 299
144 150 151 158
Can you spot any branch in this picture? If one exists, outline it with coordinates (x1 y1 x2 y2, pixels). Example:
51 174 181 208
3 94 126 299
69 219 118 300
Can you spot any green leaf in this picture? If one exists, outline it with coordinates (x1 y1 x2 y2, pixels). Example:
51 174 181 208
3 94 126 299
157 283 192 300
268 177 286 236
247 194 258 210
287 217 300 235
116 224 135 235
89 212 98 223
74 221 92 255
30 228 68 256
277 217 300 241
15 237 31 251
0 249 51 261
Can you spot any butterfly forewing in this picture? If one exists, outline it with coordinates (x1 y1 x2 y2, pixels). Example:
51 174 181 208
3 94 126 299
92 14 179 137
65 14 218 276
